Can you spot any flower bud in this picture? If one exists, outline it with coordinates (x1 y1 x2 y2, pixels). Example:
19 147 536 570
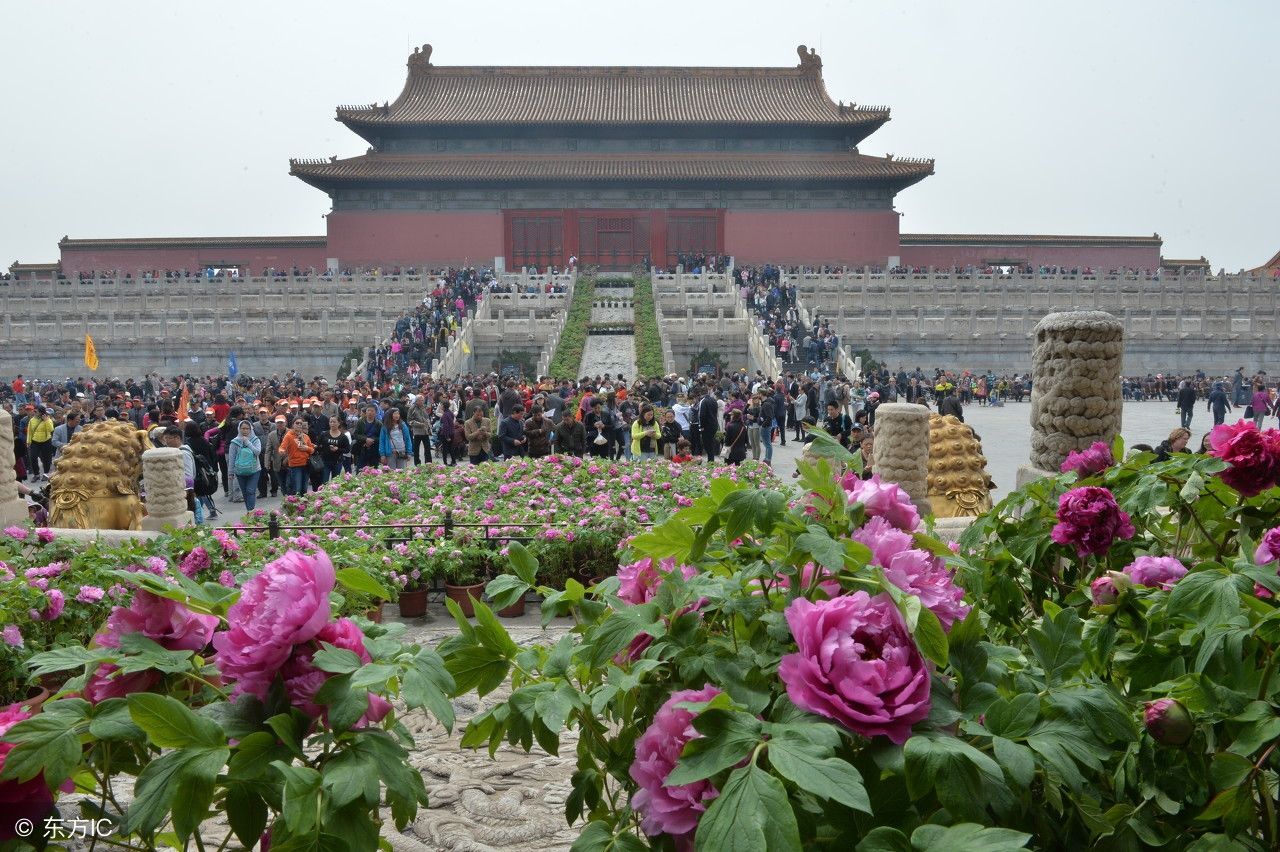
1144 698 1193 746
1090 571 1131 606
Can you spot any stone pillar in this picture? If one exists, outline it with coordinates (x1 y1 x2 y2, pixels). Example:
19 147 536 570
871 403 932 517
140 448 193 531
0 409 29 526
1024 311 1123 483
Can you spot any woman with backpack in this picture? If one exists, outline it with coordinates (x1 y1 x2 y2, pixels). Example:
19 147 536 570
227 420 262 512
184 421 220 520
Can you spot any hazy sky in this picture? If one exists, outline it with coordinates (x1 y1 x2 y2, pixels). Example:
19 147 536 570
3 0 1276 270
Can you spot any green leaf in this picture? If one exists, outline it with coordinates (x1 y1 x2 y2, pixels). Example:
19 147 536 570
666 710 764 786
472 596 520 657
484 573 531 611
767 739 871 813
586 604 661 668
1197 785 1252 822
912 606 949 667
267 712 308 760
314 673 369 732
273 761 323 836
695 764 802 852
403 649 456 731
1210 753 1254 790
445 644 511 697
506 541 540 585
335 566 390 600
227 785 269 850
25 645 110 678
171 751 222 843
903 734 1003 821
1027 606 1084 686
992 736 1036 788
0 708 87 785
126 746 229 836
855 827 912 852
796 525 847 571
312 646 363 674
323 747 380 807
129 693 225 748
1169 569 1248 627
87 698 145 741
570 820 650 852
229 731 294 780
718 489 788 541
984 694 1039 739
910 823 1032 851
116 633 199 674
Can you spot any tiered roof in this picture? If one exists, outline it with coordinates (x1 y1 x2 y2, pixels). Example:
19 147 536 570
900 234 1163 248
336 44 887 139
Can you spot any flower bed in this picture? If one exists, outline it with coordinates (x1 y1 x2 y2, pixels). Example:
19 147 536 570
631 273 664 378
548 272 596 379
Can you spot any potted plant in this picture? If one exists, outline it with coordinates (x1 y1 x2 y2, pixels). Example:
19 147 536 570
444 552 486 618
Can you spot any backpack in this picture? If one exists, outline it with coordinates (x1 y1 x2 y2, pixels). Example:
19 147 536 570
232 439 258 475
192 451 219 497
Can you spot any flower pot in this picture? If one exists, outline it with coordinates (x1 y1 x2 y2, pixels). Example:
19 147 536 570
445 582 485 617
21 686 52 714
364 605 384 624
397 588 429 618
495 595 526 618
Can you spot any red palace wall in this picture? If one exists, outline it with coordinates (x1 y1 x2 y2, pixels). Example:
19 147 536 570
724 210 901 266
326 211 504 268
898 243 1162 271
60 245 331 277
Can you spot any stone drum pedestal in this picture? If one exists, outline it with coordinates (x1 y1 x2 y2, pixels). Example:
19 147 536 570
1022 310 1124 486
140 448 194 531
0 409 29 526
871 402 932 517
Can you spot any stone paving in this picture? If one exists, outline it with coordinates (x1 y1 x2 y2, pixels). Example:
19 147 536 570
577 335 637 382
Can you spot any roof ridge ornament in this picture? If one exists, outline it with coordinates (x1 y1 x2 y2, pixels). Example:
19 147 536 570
796 44 822 75
408 43 433 73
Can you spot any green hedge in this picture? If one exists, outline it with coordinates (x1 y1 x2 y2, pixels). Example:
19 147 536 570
548 272 596 379
631 274 665 379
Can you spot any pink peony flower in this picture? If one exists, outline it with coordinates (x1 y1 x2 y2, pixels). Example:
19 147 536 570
75 585 107 604
0 703 73 840
1060 441 1114 478
852 516 915 568
84 665 163 703
840 474 920 532
1090 575 1119 605
778 592 931 744
1051 486 1135 557
1208 421 1280 497
35 528 55 544
2 527 27 541
616 557 697 605
1 626 21 647
96 590 219 651
212 550 336 699
881 549 970 631
281 618 391 727
630 685 722 842
32 589 64 621
1144 698 1193 746
1255 526 1280 565
1123 556 1187 590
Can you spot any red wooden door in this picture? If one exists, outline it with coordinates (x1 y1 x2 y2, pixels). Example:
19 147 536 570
505 212 564 270
578 212 651 269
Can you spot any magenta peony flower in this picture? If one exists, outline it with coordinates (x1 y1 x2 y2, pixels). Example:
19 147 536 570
281 618 391 727
96 590 219 652
1060 441 1114 477
840 474 920 532
1 626 21 647
84 665 162 704
34 528 55 544
778 592 931 744
630 685 722 841
852 516 915 568
1256 526 1280 565
1144 698 1193 746
0 703 73 840
1122 556 1187 590
75 585 106 604
31 589 64 621
213 549 336 699
1050 486 1135 558
180 546 211 578
1208 421 1280 497
881 549 970 631
616 557 697 605
2 527 28 542
1090 575 1119 605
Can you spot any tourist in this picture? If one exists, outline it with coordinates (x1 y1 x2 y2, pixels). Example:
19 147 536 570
1207 382 1233 426
1176 380 1197 430
51 411 79 459
671 438 695 464
25 407 55 481
555 411 585 457
408 395 433 465
696 386 720 464
263 416 286 496
379 408 413 469
281 418 315 495
671 394 693 441
631 405 661 460
745 394 763 461
438 402 460 466
1154 428 1191 462
723 410 748 465
585 399 612 458
498 405 528 458
355 405 382 469
320 416 350 482
938 388 963 422
524 407 552 459
227 420 262 512
824 401 851 447
1249 382 1273 428
659 409 682 460
160 426 200 524
464 406 493 464
857 433 875 480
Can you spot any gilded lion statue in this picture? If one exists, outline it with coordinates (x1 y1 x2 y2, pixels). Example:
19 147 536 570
926 414 995 518
48 421 153 530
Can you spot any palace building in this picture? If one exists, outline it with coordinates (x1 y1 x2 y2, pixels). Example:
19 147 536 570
26 45 1165 277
